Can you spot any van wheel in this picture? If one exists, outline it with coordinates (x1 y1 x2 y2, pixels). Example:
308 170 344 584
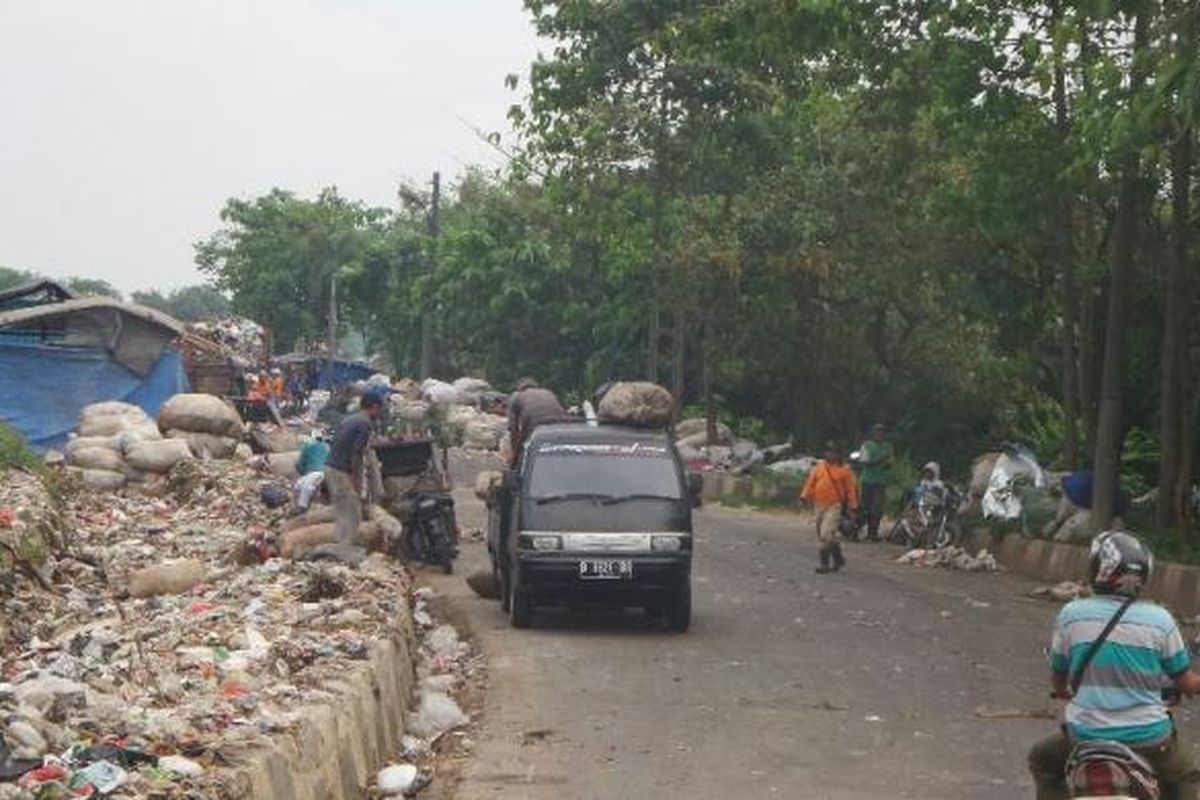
666 581 691 633
507 567 532 629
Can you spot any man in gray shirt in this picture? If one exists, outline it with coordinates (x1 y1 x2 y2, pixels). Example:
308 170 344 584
324 389 385 544
507 378 566 468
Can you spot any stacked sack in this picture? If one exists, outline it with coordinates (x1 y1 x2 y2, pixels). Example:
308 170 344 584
66 402 194 489
158 393 245 459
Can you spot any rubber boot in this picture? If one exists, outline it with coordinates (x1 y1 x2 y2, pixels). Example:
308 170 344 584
815 545 833 574
831 542 846 572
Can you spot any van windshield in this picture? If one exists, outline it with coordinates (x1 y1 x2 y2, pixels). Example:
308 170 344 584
527 442 682 501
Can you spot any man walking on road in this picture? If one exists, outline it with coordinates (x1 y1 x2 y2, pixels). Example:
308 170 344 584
324 389 385 545
858 423 893 542
800 442 859 574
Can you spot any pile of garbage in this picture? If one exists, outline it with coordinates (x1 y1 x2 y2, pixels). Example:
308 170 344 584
384 378 507 452
60 396 249 493
0 454 417 797
186 318 267 368
372 587 482 796
63 403 189 492
896 546 999 572
676 418 770 474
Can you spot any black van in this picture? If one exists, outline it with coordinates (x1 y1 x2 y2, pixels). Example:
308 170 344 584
487 423 696 631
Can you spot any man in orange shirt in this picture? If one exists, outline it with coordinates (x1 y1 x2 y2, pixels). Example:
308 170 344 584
801 441 859 574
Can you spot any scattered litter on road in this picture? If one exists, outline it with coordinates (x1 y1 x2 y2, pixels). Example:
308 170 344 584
973 705 1057 720
896 546 998 572
1028 581 1089 602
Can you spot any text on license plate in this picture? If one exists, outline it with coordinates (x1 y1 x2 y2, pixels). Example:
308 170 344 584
579 559 634 580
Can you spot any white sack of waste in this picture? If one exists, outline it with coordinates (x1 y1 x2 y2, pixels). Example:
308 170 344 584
597 382 673 428
768 457 818 476
157 393 244 438
166 429 240 459
125 439 194 474
464 415 506 450
65 435 120 456
421 379 460 406
78 402 149 437
73 468 126 491
68 446 126 472
377 763 419 796
408 689 467 738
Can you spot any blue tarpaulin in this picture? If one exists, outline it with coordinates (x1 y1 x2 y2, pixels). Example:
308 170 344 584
0 342 189 451
314 358 378 390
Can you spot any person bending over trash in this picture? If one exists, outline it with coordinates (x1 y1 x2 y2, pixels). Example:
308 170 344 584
324 389 385 545
800 441 858 574
293 431 331 513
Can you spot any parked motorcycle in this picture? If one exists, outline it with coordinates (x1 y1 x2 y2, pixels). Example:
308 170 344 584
886 484 962 549
407 492 458 574
374 439 459 574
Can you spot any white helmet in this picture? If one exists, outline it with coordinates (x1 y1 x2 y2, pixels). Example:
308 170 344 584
922 461 941 479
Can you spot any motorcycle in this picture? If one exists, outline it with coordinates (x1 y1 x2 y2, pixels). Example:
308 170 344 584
373 439 459 574
406 492 458 574
1065 740 1159 799
886 484 962 549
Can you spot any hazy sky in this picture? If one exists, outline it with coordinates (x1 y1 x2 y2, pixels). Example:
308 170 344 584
0 0 540 293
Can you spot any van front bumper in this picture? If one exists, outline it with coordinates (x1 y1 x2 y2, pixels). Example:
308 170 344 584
515 551 690 605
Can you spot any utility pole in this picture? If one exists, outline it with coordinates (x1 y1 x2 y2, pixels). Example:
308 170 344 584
326 273 338 387
419 171 440 380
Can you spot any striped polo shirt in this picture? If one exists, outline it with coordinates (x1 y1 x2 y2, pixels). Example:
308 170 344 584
1051 596 1191 745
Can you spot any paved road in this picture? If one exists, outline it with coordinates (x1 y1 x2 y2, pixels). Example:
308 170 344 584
426 461 1200 800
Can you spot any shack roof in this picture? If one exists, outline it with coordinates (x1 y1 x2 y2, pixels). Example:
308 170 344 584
0 296 185 376
0 279 75 312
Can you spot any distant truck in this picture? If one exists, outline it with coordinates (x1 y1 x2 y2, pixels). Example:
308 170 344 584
487 422 699 631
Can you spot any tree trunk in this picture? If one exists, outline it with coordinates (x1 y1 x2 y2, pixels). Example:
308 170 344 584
1078 282 1098 442
647 310 661 382
671 306 686 415
1158 124 1193 529
1179 373 1200 530
1052 14 1081 470
702 313 718 446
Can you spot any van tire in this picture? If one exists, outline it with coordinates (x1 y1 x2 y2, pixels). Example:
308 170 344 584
507 567 532 629
666 581 691 633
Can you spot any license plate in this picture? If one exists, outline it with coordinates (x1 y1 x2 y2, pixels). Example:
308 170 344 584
579 559 634 580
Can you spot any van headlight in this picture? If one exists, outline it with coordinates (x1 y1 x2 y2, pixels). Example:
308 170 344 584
651 534 684 552
523 534 562 551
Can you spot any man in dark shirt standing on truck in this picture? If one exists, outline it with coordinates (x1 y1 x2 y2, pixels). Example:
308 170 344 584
325 389 386 545
507 378 566 468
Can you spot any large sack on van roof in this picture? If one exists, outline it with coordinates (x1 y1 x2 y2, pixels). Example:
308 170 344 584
158 393 244 438
597 382 673 428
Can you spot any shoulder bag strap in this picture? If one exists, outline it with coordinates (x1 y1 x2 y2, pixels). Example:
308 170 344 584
1069 597 1136 696
824 464 847 507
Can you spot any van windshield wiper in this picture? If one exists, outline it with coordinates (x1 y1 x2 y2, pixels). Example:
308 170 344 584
533 492 618 505
601 493 680 504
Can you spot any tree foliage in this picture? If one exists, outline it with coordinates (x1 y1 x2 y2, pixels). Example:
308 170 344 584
194 0 1200 531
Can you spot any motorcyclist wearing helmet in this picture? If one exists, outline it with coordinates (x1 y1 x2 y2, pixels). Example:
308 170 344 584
1029 531 1200 799
912 461 946 506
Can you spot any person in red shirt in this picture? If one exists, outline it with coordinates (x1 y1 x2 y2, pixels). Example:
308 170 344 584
800 441 859 574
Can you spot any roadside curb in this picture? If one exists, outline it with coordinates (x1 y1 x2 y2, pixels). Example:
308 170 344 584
227 612 416 798
961 529 1200 617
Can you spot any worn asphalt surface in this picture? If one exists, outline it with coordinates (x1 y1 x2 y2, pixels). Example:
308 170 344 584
423 454 1200 800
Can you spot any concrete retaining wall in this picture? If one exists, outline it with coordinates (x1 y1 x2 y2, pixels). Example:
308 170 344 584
226 618 415 798
961 528 1200 617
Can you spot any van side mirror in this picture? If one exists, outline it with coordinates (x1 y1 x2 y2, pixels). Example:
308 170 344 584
687 472 703 508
